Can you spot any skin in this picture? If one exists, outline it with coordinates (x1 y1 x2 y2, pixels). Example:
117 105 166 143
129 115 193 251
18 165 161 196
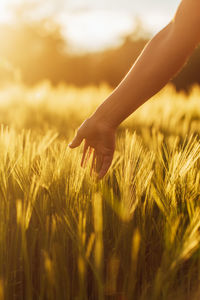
69 0 200 180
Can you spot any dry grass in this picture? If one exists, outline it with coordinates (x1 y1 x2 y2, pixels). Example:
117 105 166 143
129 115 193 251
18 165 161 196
0 82 200 299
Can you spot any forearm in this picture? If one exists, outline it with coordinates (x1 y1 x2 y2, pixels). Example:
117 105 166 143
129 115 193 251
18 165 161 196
92 22 199 127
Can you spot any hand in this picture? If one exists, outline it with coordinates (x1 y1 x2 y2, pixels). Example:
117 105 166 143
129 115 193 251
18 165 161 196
69 116 116 180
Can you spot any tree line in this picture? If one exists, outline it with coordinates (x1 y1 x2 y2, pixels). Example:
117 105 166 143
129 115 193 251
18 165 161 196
0 17 199 92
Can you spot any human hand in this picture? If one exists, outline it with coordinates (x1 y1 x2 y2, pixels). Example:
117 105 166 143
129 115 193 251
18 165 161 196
69 117 116 180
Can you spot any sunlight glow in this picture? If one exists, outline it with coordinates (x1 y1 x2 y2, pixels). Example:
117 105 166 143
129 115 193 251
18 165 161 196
0 1 9 22
60 11 134 52
0 0 179 51
141 13 171 33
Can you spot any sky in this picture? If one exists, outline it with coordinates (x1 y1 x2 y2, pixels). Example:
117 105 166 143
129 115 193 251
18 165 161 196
0 0 180 52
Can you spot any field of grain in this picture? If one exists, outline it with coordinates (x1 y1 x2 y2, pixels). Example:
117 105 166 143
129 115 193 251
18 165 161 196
1 82 200 300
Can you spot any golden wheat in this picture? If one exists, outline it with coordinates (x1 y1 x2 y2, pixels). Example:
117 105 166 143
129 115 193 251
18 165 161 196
0 82 200 299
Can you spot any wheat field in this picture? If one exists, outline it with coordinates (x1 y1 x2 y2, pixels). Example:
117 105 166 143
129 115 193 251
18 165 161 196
0 82 200 300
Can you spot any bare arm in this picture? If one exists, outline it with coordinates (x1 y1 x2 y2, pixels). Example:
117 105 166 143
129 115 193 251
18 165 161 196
69 0 200 179
91 0 200 127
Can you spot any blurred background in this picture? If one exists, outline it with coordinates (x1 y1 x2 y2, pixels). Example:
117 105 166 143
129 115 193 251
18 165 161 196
0 0 199 92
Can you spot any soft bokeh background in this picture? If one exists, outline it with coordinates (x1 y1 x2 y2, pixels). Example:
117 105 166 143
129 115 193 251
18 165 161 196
0 0 199 91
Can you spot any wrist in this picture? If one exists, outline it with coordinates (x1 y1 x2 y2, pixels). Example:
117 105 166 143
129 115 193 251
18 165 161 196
90 94 123 129
90 107 118 130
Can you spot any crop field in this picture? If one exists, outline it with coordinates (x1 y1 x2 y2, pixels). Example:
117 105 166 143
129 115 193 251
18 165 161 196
1 82 200 300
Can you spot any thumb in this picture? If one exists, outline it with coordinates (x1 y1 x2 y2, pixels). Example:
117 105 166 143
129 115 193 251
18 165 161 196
68 133 83 148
